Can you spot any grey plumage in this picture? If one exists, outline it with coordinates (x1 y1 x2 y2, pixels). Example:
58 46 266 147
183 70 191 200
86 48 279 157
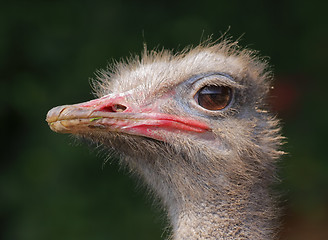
47 39 284 239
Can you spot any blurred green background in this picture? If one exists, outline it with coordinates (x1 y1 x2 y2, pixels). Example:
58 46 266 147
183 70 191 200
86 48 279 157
1 0 327 239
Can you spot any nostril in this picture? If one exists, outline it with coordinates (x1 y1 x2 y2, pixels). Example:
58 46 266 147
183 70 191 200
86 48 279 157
100 106 114 112
112 104 127 112
99 104 127 112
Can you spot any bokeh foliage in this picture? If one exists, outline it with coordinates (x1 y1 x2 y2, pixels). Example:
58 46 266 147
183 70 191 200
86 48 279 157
1 1 327 239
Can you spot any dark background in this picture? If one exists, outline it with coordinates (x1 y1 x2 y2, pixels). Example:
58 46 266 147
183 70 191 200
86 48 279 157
1 0 327 239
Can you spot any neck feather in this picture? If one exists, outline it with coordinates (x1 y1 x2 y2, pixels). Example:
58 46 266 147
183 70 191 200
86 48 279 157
124 151 280 240
170 183 279 240
109 127 282 240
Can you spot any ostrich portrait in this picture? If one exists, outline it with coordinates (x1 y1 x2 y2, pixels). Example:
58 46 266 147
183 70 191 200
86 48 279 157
46 39 284 240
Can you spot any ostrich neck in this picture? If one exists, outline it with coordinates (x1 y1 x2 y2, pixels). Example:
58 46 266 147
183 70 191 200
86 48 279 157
122 142 279 240
169 184 278 240
134 156 278 240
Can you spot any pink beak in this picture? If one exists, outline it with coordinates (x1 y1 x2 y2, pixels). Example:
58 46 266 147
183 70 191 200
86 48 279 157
46 93 210 141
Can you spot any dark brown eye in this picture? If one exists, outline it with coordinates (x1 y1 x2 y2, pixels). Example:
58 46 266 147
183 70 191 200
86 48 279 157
195 85 232 111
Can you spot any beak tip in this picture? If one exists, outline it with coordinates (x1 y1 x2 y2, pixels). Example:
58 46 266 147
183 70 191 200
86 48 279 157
46 105 71 133
47 120 72 133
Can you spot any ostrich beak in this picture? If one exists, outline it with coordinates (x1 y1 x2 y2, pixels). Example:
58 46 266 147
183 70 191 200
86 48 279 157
46 93 210 140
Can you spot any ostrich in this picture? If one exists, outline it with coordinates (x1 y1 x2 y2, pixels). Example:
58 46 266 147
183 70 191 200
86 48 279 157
46 40 283 240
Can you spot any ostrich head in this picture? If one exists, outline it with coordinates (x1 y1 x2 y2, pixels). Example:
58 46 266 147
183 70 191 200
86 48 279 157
46 40 283 239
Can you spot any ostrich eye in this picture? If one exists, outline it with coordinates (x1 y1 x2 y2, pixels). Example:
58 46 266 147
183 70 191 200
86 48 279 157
195 85 232 111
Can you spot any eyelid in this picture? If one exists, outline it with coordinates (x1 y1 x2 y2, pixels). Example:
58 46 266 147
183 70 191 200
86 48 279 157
191 75 243 92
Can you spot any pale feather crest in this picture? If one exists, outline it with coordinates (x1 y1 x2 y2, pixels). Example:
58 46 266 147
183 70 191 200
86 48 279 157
92 39 273 104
